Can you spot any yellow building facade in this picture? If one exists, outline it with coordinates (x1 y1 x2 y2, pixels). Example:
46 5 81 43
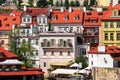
97 0 111 7
101 5 120 47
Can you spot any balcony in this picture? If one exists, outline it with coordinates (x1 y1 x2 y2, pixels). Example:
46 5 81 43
84 32 98 36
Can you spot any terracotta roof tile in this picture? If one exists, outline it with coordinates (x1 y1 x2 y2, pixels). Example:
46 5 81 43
50 9 83 24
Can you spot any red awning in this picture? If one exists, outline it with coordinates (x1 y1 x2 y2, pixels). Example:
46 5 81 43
0 71 44 76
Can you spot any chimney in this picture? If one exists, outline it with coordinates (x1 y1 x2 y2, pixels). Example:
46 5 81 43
23 6 27 11
60 7 64 12
69 7 72 13
98 46 105 52
97 7 103 12
83 7 86 12
113 0 118 7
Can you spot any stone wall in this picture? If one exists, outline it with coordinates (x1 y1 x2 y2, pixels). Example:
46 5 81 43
92 67 120 80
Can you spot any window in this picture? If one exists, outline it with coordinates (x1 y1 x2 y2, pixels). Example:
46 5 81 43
110 22 114 28
117 22 120 28
27 18 30 22
59 39 63 47
38 18 41 23
68 51 70 56
64 16 69 20
104 22 108 28
77 27 79 32
80 48 86 55
6 24 9 27
51 39 55 46
104 33 108 40
36 50 38 56
117 33 120 40
91 61 93 65
51 51 54 56
43 51 47 56
114 11 117 16
23 18 26 22
60 51 62 56
43 62 46 67
63 41 67 47
36 39 38 45
110 33 114 40
74 16 79 20
43 18 46 23
70 27 73 32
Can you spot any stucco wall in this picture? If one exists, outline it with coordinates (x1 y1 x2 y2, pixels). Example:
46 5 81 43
92 67 120 80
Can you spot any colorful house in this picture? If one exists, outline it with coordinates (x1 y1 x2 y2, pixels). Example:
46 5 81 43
101 3 120 46
83 9 107 46
0 47 44 80
88 46 120 68
50 7 84 34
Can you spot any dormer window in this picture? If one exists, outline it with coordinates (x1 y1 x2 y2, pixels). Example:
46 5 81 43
6 24 9 27
64 15 69 20
86 12 91 15
13 18 16 21
4 18 7 21
52 15 57 20
74 15 79 20
114 11 117 16
98 12 103 15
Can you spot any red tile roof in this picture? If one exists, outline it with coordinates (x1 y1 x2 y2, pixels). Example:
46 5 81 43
50 9 83 24
0 11 22 31
89 46 120 54
0 47 17 59
83 11 107 26
89 46 120 60
0 71 44 76
101 3 120 20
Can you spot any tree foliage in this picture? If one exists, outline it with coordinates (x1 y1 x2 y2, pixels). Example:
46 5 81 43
17 0 23 10
9 28 35 67
90 0 95 6
55 0 60 6
64 0 69 9
75 0 80 7
69 1 75 7
83 0 88 7
48 0 53 6
28 0 34 7
75 55 88 69
37 0 48 8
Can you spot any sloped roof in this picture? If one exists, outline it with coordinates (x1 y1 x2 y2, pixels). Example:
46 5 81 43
50 9 83 24
0 47 17 59
88 46 120 60
83 11 107 26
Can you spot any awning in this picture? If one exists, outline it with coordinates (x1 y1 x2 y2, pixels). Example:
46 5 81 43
0 59 23 65
51 69 78 75
0 71 44 76
78 69 89 74
69 63 79 68
50 60 74 66
21 2 30 6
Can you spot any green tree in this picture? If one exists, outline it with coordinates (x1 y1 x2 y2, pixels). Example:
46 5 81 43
9 27 35 67
48 22 51 31
48 0 53 6
83 0 88 7
75 55 88 69
28 0 34 7
90 0 95 6
70 1 75 7
55 0 60 6
17 0 23 10
75 0 80 7
60 0 63 6
64 0 69 9
37 0 48 8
